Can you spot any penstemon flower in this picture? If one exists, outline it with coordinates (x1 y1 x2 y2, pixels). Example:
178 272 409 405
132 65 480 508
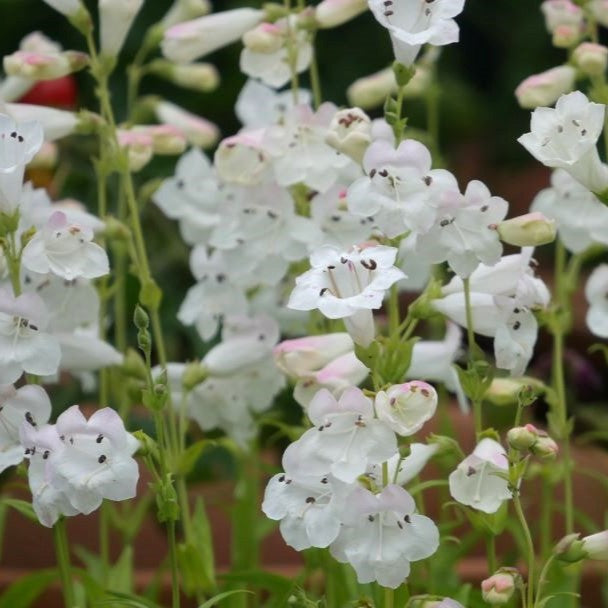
21 211 110 280
368 0 465 65
288 244 405 346
585 264 608 339
98 0 144 58
3 50 89 81
449 438 512 513
330 484 440 588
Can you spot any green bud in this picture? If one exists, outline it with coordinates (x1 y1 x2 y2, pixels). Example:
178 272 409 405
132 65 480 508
140 279 162 310
132 430 158 459
122 347 148 380
102 216 131 242
133 304 150 330
497 212 556 247
555 533 587 563
0 210 20 237
507 425 538 451
392 61 416 88
154 475 180 522
263 2 289 21
20 226 36 248
182 361 208 391
484 376 545 407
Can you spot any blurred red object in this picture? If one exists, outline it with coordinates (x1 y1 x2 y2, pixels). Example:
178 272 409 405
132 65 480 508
19 75 77 109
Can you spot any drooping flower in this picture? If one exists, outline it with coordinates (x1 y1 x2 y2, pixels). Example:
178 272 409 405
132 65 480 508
4 104 82 141
0 384 51 473
283 387 397 483
21 211 109 280
449 438 511 513
375 381 438 436
330 484 440 588
0 289 61 383
518 91 608 193
368 0 465 66
585 264 608 338
98 0 144 58
288 244 405 346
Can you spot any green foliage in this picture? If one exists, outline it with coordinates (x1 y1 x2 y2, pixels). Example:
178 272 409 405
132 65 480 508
0 569 58 608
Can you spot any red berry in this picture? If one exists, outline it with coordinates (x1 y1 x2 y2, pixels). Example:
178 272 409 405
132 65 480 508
19 75 78 109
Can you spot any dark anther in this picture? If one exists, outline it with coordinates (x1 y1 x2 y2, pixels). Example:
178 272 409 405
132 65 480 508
368 515 375 522
360 259 377 270
305 496 316 503
379 169 389 178
513 321 521 330
43 450 50 460
423 175 432 186
397 521 403 529
369 169 377 178
404 514 411 523
278 475 285 482
466 466 476 477
25 412 35 426
321 477 328 484
96 434 104 443
98 455 107 464
319 288 329 296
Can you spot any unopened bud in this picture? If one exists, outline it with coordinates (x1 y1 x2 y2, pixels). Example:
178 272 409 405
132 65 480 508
122 347 148 380
590 0 608 28
103 216 131 242
573 42 608 76
507 425 538 451
541 0 584 33
149 59 219 92
3 50 89 80
497 212 557 246
315 0 367 28
242 22 284 53
131 125 187 156
515 66 576 109
326 107 372 163
552 23 581 47
555 532 587 563
530 432 559 459
182 361 208 390
347 68 396 109
485 377 545 407
99 0 144 58
117 129 154 172
134 304 150 330
481 568 520 605
155 100 219 149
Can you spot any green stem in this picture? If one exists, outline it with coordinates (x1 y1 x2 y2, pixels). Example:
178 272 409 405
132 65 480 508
54 519 76 608
388 284 400 335
100 501 110 582
283 0 299 104
462 277 476 357
167 520 180 608
6 232 21 296
533 553 556 608
309 35 323 109
513 493 535 608
485 534 497 575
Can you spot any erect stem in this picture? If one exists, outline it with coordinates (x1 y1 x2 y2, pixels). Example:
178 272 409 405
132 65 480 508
309 33 323 110
513 492 535 608
54 518 77 608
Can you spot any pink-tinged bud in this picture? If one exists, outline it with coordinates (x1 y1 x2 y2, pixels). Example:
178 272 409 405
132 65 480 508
3 50 88 81
515 66 576 109
161 8 264 63
242 23 284 54
326 107 372 163
541 0 584 32
315 0 368 28
552 24 581 48
408 597 465 608
481 568 520 605
29 141 58 170
99 0 144 58
507 425 538 451
117 129 154 171
529 429 559 459
590 0 608 28
20 32 61 54
497 212 557 246
273 333 355 377
131 125 187 155
581 530 608 560
573 42 608 77
154 100 219 149
375 381 438 436
214 130 269 185
148 59 220 92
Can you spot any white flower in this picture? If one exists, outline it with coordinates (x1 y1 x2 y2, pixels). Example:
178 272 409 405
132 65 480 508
3 50 88 81
162 8 264 63
264 103 355 193
0 384 51 473
590 0 608 27
326 107 373 164
347 138 459 238
4 104 81 141
41 0 83 17
235 79 311 129
21 211 109 280
330 484 440 588
518 91 608 193
46 406 139 515
99 0 144 58
293 351 369 409
160 0 212 28
368 0 465 65
585 264 608 338
55 328 123 374
283 387 397 483
581 530 608 560
20 423 79 527
240 19 312 89
0 290 61 383
316 0 368 28
214 130 271 185
530 169 608 253
273 333 355 377
415 180 508 278
375 381 437 436
0 113 43 213
449 438 511 513
288 245 405 346
262 470 352 550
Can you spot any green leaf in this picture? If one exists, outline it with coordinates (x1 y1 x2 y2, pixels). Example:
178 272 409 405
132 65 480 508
0 498 37 522
108 545 134 593
220 570 294 597
198 590 253 608
0 569 57 608
96 590 162 608
177 439 212 477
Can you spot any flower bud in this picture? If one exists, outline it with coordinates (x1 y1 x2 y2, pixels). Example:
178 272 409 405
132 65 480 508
375 381 438 437
42 0 84 17
555 532 587 563
154 100 219 149
182 361 208 391
408 596 465 608
134 304 150 330
103 216 131 242
273 333 355 377
507 425 538 451
315 0 368 28
242 22 284 53
131 125 187 156
590 0 608 28
326 107 372 163
99 0 144 58
514 66 576 109
481 568 520 605
3 50 88 80
497 212 557 246
541 0 584 33
214 130 269 185
122 347 148 380
530 432 559 459
20 32 61 54
553 24 582 48
117 129 154 172
573 42 608 77
580 530 608 560
485 377 545 407
161 0 212 28
149 60 220 92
